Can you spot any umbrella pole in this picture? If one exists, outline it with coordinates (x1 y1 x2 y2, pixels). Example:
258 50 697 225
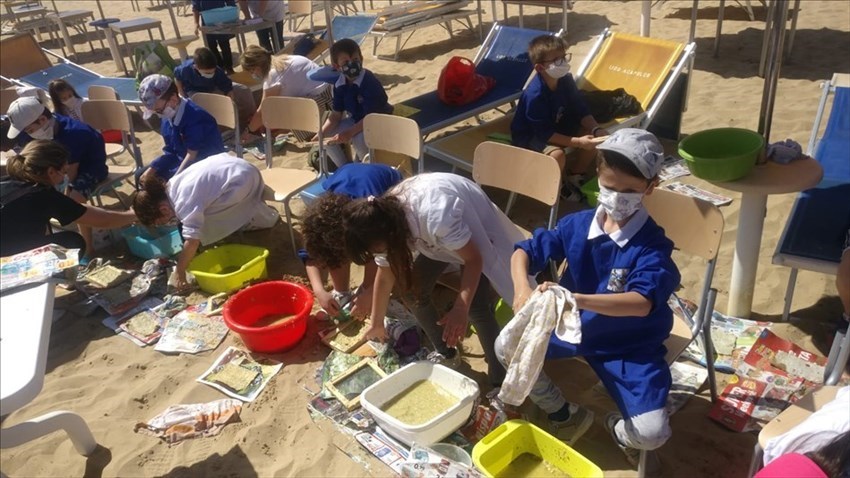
323 1 334 44
95 0 106 20
757 0 788 144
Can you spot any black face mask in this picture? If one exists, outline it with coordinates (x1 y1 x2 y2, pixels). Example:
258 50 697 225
342 60 362 79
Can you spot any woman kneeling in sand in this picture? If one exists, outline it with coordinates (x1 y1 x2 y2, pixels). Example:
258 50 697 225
132 152 279 289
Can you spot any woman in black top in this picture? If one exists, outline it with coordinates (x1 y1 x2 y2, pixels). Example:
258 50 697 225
1 140 137 257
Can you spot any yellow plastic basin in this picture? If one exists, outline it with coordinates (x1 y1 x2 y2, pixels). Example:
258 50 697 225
472 420 602 478
188 244 269 294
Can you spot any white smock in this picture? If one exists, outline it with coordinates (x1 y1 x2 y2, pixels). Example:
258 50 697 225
167 153 269 245
390 173 535 304
496 286 581 406
245 0 286 22
263 55 327 98
763 385 849 465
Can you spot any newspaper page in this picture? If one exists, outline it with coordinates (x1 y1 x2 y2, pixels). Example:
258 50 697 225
658 157 691 182
355 427 409 475
102 297 165 346
708 330 826 432
662 182 733 206
401 445 484 478
0 244 79 291
198 346 283 402
155 302 229 354
680 309 772 374
666 360 709 415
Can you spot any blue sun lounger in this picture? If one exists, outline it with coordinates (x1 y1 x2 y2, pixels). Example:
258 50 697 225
0 33 140 106
395 23 555 138
773 73 850 325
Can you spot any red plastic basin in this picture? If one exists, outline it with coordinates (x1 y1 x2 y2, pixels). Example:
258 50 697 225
223 281 314 353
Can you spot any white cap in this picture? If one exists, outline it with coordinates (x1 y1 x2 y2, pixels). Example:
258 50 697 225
596 128 664 179
7 96 46 139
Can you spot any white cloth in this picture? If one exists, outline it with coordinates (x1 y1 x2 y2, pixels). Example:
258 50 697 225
245 0 286 22
389 173 535 304
167 153 269 245
496 286 581 406
763 386 850 465
263 55 327 98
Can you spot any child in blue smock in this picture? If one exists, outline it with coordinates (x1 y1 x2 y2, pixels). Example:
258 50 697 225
511 35 607 201
173 47 256 127
301 163 403 317
319 38 393 167
499 128 680 465
138 74 224 181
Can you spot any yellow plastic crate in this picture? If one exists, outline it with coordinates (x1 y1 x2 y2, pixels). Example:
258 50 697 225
472 420 602 478
188 244 269 294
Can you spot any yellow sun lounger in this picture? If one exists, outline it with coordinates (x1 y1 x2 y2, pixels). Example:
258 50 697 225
423 28 696 172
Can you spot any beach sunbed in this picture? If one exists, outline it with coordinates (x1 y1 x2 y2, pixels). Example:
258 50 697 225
0 32 140 107
500 0 573 33
368 0 476 60
258 96 327 257
0 282 98 458
772 73 850 321
397 23 557 139
422 28 696 172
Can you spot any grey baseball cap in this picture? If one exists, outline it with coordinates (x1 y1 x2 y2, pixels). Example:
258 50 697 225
597 128 664 179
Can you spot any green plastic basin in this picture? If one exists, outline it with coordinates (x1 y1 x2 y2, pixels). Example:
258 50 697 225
678 128 764 182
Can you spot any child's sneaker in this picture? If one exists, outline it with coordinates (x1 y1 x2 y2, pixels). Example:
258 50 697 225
605 412 641 468
559 182 585 203
548 403 594 446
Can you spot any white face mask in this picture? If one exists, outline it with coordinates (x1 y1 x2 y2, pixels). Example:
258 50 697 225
546 62 571 79
29 118 54 140
373 252 390 268
55 174 69 193
159 105 177 120
597 184 644 222
199 71 215 79
62 97 82 108
251 72 263 81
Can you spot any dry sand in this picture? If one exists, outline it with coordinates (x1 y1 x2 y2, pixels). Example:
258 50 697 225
2 1 849 477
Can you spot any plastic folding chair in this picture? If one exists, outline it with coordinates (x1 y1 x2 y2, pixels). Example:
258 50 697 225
363 113 422 177
257 96 326 257
191 92 243 158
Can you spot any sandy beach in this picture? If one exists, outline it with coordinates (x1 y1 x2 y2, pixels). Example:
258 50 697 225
1 0 849 476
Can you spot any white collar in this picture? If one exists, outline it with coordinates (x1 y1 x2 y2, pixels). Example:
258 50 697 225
334 69 366 87
587 206 649 247
172 98 188 125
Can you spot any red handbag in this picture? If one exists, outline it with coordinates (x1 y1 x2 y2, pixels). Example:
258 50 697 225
437 56 496 106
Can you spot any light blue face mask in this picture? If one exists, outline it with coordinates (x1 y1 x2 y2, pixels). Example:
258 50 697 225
55 174 69 193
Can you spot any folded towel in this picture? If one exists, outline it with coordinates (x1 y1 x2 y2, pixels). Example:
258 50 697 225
767 139 803 164
497 286 581 406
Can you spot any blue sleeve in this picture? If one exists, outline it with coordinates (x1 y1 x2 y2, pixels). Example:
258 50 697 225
332 85 344 112
625 238 681 312
520 91 556 142
563 75 591 120
516 215 572 275
362 73 390 115
213 69 233 93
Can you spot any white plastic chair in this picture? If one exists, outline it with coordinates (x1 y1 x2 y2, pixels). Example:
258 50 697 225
362 113 422 177
191 92 243 158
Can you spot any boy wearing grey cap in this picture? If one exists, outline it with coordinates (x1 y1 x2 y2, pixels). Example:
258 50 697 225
498 128 681 465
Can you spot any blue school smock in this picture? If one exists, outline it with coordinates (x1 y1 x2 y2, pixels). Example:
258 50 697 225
18 114 107 181
510 73 591 152
173 59 233 95
516 207 681 417
331 69 392 123
321 163 402 198
152 100 224 179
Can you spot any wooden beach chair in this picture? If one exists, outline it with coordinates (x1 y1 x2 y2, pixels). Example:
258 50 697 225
0 33 141 107
80 99 145 207
191 92 243 158
773 74 850 325
368 0 475 60
257 96 327 257
396 23 559 138
423 28 696 172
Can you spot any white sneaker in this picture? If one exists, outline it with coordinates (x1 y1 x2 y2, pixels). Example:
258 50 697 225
548 403 594 446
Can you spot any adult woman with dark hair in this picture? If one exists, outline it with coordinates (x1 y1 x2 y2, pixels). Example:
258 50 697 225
0 140 136 257
341 173 535 386
132 152 278 289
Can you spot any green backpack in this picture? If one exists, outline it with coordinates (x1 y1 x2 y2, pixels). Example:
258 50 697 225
133 42 179 88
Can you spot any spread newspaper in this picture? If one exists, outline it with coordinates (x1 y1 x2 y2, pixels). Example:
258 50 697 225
0 244 79 291
198 346 283 402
